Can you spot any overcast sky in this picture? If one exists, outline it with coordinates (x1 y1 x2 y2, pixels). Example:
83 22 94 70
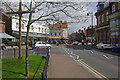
1 1 98 34
68 2 97 34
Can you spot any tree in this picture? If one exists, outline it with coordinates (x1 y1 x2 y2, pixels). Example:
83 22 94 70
1 0 89 76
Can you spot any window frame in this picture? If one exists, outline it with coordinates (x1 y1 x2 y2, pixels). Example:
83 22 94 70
106 12 109 21
98 16 100 24
102 14 104 23
112 4 115 12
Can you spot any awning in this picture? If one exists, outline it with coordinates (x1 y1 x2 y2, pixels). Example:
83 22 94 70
12 33 50 38
0 33 15 39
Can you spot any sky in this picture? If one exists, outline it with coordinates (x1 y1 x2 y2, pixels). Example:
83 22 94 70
1 0 98 34
68 2 97 34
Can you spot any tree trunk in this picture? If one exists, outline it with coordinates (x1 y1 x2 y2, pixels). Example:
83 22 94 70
18 0 22 60
25 0 32 77
26 29 29 77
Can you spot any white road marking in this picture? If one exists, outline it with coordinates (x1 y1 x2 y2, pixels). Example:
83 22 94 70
103 55 113 59
103 55 109 59
91 51 93 53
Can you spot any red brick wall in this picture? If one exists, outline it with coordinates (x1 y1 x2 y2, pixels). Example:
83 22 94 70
2 14 12 35
96 8 110 26
55 22 68 28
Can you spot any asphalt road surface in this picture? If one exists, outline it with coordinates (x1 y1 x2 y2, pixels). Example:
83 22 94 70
64 45 119 79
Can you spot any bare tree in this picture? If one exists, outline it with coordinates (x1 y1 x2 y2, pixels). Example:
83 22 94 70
1 0 89 77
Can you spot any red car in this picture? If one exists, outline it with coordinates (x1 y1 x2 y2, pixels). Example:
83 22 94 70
67 41 72 44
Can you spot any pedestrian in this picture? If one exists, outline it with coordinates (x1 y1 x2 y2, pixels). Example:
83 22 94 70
82 40 84 45
56 41 59 46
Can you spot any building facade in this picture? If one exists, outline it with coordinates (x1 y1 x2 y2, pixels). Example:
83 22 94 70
49 22 68 43
1 8 50 43
109 2 120 44
95 2 110 43
95 2 120 43
11 16 50 42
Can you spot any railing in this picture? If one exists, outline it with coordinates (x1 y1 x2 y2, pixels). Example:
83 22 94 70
41 48 50 80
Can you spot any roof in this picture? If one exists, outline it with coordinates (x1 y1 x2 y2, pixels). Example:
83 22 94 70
0 33 15 39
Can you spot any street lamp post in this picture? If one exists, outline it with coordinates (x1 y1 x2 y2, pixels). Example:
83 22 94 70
87 12 94 46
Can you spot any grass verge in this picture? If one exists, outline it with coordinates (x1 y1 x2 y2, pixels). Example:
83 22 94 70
2 56 46 80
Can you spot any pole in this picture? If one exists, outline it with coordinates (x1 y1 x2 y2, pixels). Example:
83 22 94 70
91 12 93 46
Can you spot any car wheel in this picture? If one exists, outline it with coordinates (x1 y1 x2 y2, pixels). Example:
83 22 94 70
101 46 104 50
47 46 51 49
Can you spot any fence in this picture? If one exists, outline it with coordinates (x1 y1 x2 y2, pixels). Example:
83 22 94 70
41 48 50 80
2 47 49 59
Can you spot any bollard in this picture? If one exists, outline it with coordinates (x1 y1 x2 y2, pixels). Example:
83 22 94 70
14 48 16 57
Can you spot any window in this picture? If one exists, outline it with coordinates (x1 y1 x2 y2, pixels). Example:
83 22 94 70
106 12 109 21
22 24 24 29
55 32 56 36
59 33 61 36
98 16 100 24
31 25 34 31
119 1 120 9
102 14 104 23
39 27 40 32
45 29 46 33
16 23 19 28
42 28 43 32
112 4 115 12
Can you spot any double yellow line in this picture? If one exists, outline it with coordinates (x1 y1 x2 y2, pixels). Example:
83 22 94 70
78 60 109 80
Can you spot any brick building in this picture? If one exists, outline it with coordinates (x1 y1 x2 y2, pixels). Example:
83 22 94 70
85 25 96 42
55 21 68 28
95 2 120 43
95 2 110 43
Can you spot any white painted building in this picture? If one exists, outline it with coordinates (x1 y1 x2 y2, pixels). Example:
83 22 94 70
11 16 50 42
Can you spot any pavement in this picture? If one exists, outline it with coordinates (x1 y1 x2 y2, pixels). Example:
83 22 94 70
47 53 95 78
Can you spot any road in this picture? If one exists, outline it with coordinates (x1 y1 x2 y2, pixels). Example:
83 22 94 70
64 45 119 79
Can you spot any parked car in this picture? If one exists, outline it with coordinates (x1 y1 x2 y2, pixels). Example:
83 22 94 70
0 43 6 50
96 42 112 49
112 43 120 52
72 41 78 45
34 41 51 49
67 41 72 44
